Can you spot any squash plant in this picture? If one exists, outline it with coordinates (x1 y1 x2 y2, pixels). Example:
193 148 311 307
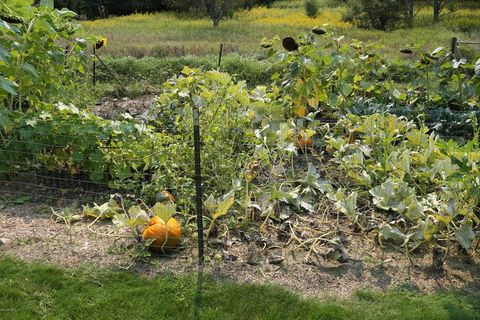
326 113 479 251
264 33 480 135
0 103 170 194
149 67 262 208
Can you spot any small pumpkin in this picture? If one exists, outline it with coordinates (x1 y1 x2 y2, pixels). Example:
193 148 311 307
148 215 163 226
296 129 315 149
154 190 176 203
142 216 181 251
296 135 313 148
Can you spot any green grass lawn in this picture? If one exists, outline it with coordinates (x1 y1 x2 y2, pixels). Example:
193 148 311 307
83 1 480 59
1 257 479 320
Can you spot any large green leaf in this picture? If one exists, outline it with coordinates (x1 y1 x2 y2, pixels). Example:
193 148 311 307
0 44 11 62
456 219 476 250
0 77 18 95
112 206 149 230
151 202 176 222
332 189 357 219
379 224 406 244
213 191 235 220
300 162 333 194
369 179 415 213
21 63 39 79
82 198 121 219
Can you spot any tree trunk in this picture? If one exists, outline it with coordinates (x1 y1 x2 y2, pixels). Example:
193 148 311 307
407 0 414 26
433 0 440 23
204 0 229 27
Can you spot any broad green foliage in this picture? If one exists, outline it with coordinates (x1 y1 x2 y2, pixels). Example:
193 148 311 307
327 114 479 249
0 104 168 191
149 67 328 222
265 33 480 125
149 67 261 205
0 0 91 108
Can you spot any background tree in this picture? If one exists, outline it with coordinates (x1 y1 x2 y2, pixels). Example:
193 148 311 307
304 0 319 18
343 0 407 31
433 0 455 22
53 0 276 21
407 0 414 25
433 0 440 22
204 0 231 27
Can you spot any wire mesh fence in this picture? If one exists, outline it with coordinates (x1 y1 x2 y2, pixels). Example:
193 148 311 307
0 132 151 205
0 125 192 265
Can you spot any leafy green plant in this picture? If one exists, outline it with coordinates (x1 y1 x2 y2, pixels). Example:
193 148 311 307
264 34 480 138
204 191 235 238
343 0 406 30
326 113 479 252
2 3 478 260
0 103 169 196
0 0 93 109
303 0 319 18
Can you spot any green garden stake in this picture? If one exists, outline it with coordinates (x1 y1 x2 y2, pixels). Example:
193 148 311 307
193 105 204 266
93 45 96 86
218 43 224 69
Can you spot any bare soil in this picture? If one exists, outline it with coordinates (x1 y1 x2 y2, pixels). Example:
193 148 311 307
92 96 155 120
1 203 479 299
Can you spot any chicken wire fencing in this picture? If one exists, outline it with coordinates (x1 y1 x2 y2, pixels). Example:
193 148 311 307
0 130 154 205
0 137 111 204
0 103 203 261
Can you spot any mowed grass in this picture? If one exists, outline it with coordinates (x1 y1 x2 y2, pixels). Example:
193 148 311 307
83 1 480 59
1 257 479 320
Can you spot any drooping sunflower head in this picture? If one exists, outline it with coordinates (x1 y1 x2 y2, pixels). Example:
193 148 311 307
95 38 107 50
282 37 299 52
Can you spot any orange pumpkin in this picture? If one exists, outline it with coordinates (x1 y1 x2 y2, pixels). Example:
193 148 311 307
148 215 163 226
296 135 313 148
154 190 176 203
142 216 181 251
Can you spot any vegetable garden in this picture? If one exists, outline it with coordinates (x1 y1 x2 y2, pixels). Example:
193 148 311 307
1 0 479 302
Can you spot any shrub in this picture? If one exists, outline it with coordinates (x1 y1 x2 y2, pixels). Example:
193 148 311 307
343 0 406 30
303 0 319 18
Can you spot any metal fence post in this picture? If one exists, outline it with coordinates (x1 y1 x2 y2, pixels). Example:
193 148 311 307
450 37 457 58
93 45 96 86
218 43 224 69
193 105 204 266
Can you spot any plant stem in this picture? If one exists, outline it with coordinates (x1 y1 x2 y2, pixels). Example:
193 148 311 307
244 180 250 228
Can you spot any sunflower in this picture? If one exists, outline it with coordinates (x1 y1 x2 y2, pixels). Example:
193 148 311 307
95 38 107 50
282 37 299 52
